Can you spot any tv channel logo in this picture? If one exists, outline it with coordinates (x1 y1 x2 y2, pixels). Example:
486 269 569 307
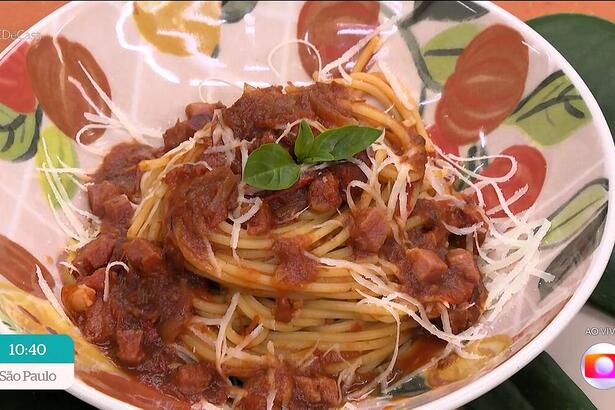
581 343 615 389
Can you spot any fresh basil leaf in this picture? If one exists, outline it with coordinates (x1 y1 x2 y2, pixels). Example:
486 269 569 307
294 120 314 162
243 143 300 190
303 151 335 164
304 125 381 163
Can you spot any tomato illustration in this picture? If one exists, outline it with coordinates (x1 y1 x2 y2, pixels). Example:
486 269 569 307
426 123 459 156
0 41 36 113
297 1 380 76
479 145 546 217
435 25 529 145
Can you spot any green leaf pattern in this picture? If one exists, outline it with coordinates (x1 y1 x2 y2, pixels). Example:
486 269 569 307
507 70 591 145
541 178 608 248
421 23 481 84
0 103 42 162
220 1 257 24
454 143 489 191
34 126 79 209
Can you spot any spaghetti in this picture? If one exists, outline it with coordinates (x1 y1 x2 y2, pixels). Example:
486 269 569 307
50 28 551 409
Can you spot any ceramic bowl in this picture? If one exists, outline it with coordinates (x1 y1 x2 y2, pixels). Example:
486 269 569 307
0 1 613 409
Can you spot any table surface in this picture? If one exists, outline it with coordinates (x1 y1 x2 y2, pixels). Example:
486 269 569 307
0 1 614 409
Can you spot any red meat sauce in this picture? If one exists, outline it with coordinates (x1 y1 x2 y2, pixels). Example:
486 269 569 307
376 199 488 334
61 83 488 405
62 84 369 407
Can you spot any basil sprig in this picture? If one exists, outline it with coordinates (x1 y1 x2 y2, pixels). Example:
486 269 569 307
243 121 381 190
243 144 300 190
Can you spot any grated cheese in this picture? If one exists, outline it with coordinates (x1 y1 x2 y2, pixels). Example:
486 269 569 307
275 118 326 144
486 185 528 216
442 221 483 236
103 261 129 302
40 137 100 250
215 292 240 374
205 238 222 277
348 292 401 400
265 389 276 410
198 77 243 103
222 324 264 363
172 343 199 363
268 39 323 81
78 61 161 144
297 341 321 368
35 265 71 322
319 16 400 81
59 261 80 275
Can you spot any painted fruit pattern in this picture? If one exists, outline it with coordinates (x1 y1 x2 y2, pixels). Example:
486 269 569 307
0 1 610 406
435 24 529 145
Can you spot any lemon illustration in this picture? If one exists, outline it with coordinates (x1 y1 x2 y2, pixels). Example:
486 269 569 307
133 1 221 56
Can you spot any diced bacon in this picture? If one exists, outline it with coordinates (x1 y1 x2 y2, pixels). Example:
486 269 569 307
294 375 339 405
172 362 215 395
123 238 166 276
83 298 116 343
330 161 366 193
308 171 342 213
272 237 317 285
88 181 121 216
73 234 116 275
351 207 391 253
77 267 106 291
163 120 195 152
102 194 134 228
446 248 481 283
273 297 294 322
406 248 448 285
247 201 274 236
116 329 145 365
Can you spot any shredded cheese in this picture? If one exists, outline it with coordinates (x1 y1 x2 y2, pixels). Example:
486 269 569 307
265 389 276 410
78 61 161 144
268 39 323 81
486 185 528 216
319 16 400 81
103 261 129 302
442 221 483 236
229 197 262 259
215 292 240 374
348 292 401 400
222 324 264 363
275 118 326 144
59 261 80 275
35 265 71 322
39 137 100 250
205 238 222 277
172 343 199 363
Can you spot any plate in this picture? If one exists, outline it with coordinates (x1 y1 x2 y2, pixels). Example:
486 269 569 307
0 1 613 409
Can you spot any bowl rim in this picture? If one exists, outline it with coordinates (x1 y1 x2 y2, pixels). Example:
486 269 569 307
0 2 613 410
417 2 615 409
